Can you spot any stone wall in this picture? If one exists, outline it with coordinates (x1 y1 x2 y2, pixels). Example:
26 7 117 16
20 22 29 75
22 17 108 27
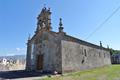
26 30 111 73
26 31 63 73
61 40 111 73
41 31 62 72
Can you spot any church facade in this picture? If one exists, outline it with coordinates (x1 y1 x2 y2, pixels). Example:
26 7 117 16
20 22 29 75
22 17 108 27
26 7 111 73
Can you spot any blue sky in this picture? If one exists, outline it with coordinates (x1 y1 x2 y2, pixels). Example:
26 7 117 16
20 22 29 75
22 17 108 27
0 0 120 56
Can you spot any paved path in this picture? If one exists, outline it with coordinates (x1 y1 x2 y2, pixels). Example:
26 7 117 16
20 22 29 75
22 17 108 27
0 70 51 80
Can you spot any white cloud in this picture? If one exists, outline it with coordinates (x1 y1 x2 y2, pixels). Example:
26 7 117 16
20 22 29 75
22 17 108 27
16 48 21 52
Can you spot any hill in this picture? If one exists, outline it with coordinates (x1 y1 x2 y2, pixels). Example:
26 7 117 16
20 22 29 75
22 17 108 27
0 55 26 62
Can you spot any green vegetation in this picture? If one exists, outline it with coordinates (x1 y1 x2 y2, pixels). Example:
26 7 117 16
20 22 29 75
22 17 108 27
109 48 120 55
41 65 120 80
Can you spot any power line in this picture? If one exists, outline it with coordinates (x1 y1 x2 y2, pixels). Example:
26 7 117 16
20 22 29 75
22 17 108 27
85 5 120 40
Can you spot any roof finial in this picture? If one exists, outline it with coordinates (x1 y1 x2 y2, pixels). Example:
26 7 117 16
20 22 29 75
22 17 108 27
100 41 102 47
43 4 47 10
59 18 64 32
48 7 51 11
59 18 63 27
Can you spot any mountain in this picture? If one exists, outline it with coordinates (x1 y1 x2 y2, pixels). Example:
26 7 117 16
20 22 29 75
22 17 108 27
0 55 26 60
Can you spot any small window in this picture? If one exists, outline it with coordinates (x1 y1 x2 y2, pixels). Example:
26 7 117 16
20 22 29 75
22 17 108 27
84 49 87 56
82 57 85 64
104 53 106 58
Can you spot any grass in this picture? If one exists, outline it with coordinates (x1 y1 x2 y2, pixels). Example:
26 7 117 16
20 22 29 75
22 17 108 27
40 65 120 80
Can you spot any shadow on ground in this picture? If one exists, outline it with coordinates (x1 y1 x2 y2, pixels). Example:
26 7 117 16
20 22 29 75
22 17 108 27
0 70 51 79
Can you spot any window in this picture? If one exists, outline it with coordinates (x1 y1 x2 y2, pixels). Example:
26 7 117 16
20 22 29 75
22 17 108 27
82 57 85 64
104 53 106 58
84 49 87 56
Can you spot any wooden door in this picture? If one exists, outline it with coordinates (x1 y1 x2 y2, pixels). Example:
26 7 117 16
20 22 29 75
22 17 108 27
37 54 43 70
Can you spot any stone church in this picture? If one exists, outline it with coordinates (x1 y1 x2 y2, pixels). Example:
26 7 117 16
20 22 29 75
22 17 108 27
26 7 111 73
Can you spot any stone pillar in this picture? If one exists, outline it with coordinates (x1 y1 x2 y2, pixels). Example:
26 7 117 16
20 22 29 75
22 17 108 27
26 40 32 70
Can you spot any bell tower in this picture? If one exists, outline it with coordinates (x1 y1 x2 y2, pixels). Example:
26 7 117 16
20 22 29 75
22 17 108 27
35 7 52 33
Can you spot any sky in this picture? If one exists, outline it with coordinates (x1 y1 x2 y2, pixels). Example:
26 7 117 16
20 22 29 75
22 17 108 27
0 0 120 56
